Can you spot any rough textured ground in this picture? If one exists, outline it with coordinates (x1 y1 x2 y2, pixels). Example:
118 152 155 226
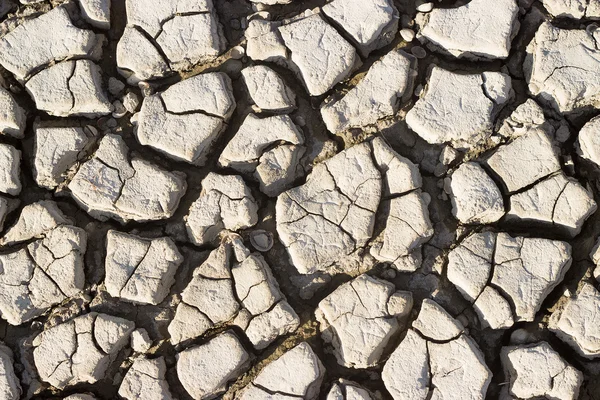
0 0 600 399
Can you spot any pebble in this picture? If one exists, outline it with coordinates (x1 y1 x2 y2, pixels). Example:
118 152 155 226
231 46 245 59
400 28 415 42
416 2 434 12
411 46 427 59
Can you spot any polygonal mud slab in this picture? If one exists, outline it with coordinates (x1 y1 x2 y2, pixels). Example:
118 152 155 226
277 13 360 96
406 66 512 148
418 0 519 59
169 239 299 350
68 134 187 222
237 342 325 400
33 312 135 389
135 72 234 164
382 300 491 400
105 230 183 305
0 6 101 80
176 331 249 400
501 341 583 400
321 49 417 134
447 231 572 329
525 22 600 114
316 274 412 368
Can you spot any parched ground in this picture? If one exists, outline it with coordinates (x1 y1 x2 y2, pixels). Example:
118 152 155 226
0 0 599 399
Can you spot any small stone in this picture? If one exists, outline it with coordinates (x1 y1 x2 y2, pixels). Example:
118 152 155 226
112 100 127 118
249 229 274 252
556 124 570 142
411 45 427 58
400 28 415 42
108 77 126 96
416 2 434 12
440 146 459 165
231 45 245 59
122 92 140 114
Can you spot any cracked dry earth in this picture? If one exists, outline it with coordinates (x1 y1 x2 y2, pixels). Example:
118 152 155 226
3 0 600 400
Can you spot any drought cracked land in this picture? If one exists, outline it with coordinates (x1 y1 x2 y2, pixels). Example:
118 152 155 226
0 0 599 399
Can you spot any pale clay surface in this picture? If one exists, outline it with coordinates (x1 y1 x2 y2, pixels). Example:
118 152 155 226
321 49 416 134
168 240 298 349
2 1 600 399
525 22 600 114
419 0 519 59
406 66 512 148
105 230 183 305
501 342 583 400
382 301 491 400
447 232 573 328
